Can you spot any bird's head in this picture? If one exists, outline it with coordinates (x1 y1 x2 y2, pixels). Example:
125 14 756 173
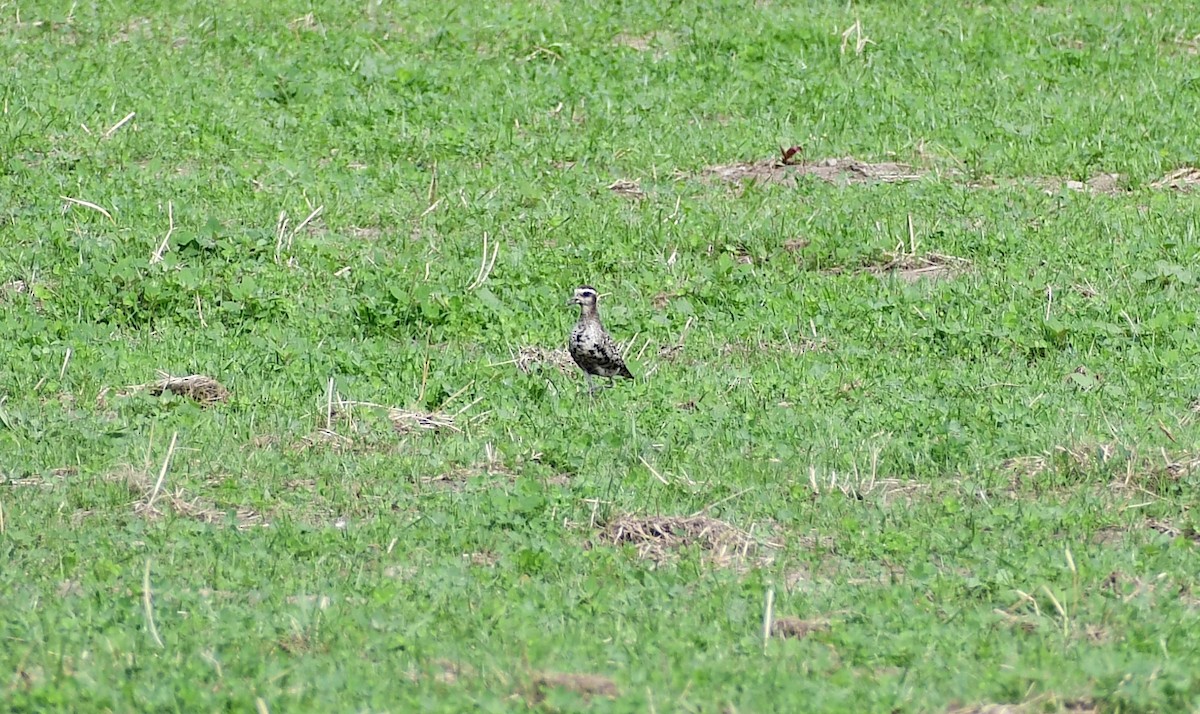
567 285 599 309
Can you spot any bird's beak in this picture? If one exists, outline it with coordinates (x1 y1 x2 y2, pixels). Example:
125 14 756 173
566 297 579 306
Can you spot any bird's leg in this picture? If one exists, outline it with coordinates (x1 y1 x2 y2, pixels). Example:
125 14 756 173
606 376 616 390
585 374 596 395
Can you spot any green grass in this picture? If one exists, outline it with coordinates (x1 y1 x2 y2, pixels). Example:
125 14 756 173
4 0 1200 711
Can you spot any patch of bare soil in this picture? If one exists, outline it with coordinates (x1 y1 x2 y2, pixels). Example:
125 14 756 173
700 156 932 187
770 617 830 639
1151 167 1200 192
590 514 780 568
528 671 620 703
116 465 267 530
1037 173 1124 196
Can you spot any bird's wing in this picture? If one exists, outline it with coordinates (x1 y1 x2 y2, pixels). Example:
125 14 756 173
600 331 632 374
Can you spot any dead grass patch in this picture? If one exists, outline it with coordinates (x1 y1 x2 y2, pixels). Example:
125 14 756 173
347 225 384 240
1042 172 1123 196
606 178 645 199
500 346 576 375
1 277 49 309
421 460 515 490
123 372 230 406
291 429 354 452
1145 518 1200 544
117 465 267 530
277 632 323 655
389 407 460 434
1002 443 1120 486
110 17 151 43
528 671 620 703
865 251 971 283
700 156 931 187
611 31 672 54
720 336 829 358
590 514 780 568
1151 167 1200 192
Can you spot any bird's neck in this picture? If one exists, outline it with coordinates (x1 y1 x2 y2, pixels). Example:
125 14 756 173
579 305 600 321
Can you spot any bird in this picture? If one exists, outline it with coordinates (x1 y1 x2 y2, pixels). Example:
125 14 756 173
566 285 634 394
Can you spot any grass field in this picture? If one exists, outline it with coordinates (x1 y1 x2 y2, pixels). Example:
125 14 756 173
4 0 1200 711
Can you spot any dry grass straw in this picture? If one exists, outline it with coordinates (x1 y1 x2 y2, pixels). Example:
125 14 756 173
606 178 645 199
60 195 115 222
866 250 971 282
1150 166 1200 192
495 346 576 375
593 514 779 567
121 433 266 529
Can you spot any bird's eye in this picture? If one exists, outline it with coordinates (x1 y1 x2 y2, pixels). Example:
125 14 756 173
581 290 595 297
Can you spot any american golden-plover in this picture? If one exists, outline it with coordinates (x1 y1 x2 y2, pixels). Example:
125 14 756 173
566 285 633 394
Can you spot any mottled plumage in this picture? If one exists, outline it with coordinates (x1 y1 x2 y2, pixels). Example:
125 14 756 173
567 286 633 394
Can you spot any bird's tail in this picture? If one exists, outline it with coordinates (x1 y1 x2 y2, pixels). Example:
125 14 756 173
619 365 634 379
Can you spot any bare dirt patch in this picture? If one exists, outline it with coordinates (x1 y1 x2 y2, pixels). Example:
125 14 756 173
589 514 780 567
1151 167 1200 192
700 156 931 187
528 671 620 703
